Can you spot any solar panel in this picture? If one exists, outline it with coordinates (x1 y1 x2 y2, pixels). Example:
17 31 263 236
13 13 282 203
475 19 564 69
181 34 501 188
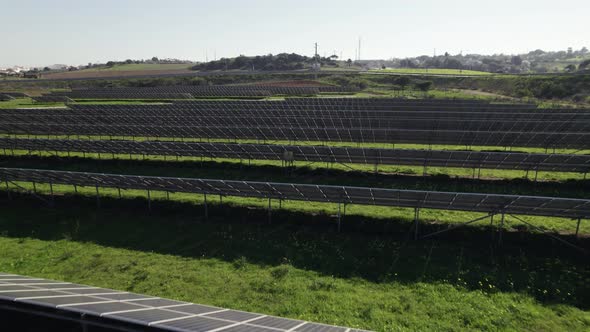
1 138 588 173
0 273 370 332
1 167 588 218
0 123 586 148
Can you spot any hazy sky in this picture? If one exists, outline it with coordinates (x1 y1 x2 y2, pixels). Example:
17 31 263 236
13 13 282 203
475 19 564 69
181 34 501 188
1 0 588 67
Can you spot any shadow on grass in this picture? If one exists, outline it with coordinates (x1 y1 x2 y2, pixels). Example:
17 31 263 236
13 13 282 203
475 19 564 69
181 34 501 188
0 192 588 310
1 155 589 198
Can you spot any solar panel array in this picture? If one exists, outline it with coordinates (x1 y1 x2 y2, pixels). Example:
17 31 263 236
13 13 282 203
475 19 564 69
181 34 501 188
1 98 589 148
0 92 29 98
0 273 368 332
31 96 74 103
0 94 15 101
3 112 588 132
45 85 356 99
1 167 588 218
2 138 589 173
1 123 586 148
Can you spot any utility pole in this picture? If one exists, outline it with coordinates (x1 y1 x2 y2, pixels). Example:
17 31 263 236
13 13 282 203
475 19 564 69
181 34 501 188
358 37 362 61
315 42 318 58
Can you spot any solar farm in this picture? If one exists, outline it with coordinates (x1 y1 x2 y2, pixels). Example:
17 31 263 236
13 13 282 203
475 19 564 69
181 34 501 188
0 84 589 331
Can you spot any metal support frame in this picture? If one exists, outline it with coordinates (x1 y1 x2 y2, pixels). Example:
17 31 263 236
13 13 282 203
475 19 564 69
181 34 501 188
508 214 587 254
147 189 151 212
49 182 54 206
337 202 342 232
95 185 100 209
4 179 10 200
421 213 495 240
203 193 208 220
575 218 581 238
498 213 505 246
414 207 420 240
268 197 272 224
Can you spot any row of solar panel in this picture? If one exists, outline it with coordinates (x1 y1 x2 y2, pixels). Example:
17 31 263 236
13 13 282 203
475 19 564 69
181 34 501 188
0 273 366 332
31 96 74 103
1 167 588 218
0 92 29 98
67 85 355 93
1 138 588 172
1 113 587 133
131 101 548 112
1 124 586 148
47 86 355 98
11 105 590 121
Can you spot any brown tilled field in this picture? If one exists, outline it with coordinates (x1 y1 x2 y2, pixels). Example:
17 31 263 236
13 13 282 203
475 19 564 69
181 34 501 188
40 68 193 80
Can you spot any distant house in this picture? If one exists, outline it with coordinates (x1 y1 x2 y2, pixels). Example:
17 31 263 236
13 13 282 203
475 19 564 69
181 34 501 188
23 72 40 79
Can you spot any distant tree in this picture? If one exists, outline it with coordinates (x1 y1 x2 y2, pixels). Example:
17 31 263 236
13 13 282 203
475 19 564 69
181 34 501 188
511 55 523 66
580 47 589 55
106 61 116 67
444 52 450 57
125 59 133 64
567 47 573 56
151 57 159 62
43 67 51 72
415 81 433 92
578 59 590 70
564 64 576 72
346 59 352 67
395 76 411 90
381 65 386 70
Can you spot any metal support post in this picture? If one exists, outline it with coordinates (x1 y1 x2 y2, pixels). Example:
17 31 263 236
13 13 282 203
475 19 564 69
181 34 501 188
147 190 151 212
49 182 54 204
498 213 505 246
575 218 581 238
414 208 420 240
95 185 100 209
204 193 208 220
4 180 10 200
268 198 272 224
337 202 342 232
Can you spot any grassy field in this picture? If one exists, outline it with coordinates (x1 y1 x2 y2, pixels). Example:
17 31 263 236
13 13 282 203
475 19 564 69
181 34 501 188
0 195 588 331
1 88 588 330
0 97 65 109
371 68 493 76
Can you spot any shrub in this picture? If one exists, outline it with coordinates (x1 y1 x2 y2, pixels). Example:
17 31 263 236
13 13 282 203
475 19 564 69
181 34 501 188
270 265 290 280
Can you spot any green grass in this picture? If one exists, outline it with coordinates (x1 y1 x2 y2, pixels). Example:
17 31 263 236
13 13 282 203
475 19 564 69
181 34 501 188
371 68 493 76
0 197 588 331
0 97 65 109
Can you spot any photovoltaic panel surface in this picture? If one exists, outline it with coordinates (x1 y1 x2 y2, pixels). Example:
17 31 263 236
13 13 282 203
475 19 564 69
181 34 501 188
1 138 588 173
0 273 371 332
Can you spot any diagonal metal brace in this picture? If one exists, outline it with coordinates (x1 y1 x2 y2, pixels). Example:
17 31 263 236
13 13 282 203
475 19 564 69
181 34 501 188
420 213 495 240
